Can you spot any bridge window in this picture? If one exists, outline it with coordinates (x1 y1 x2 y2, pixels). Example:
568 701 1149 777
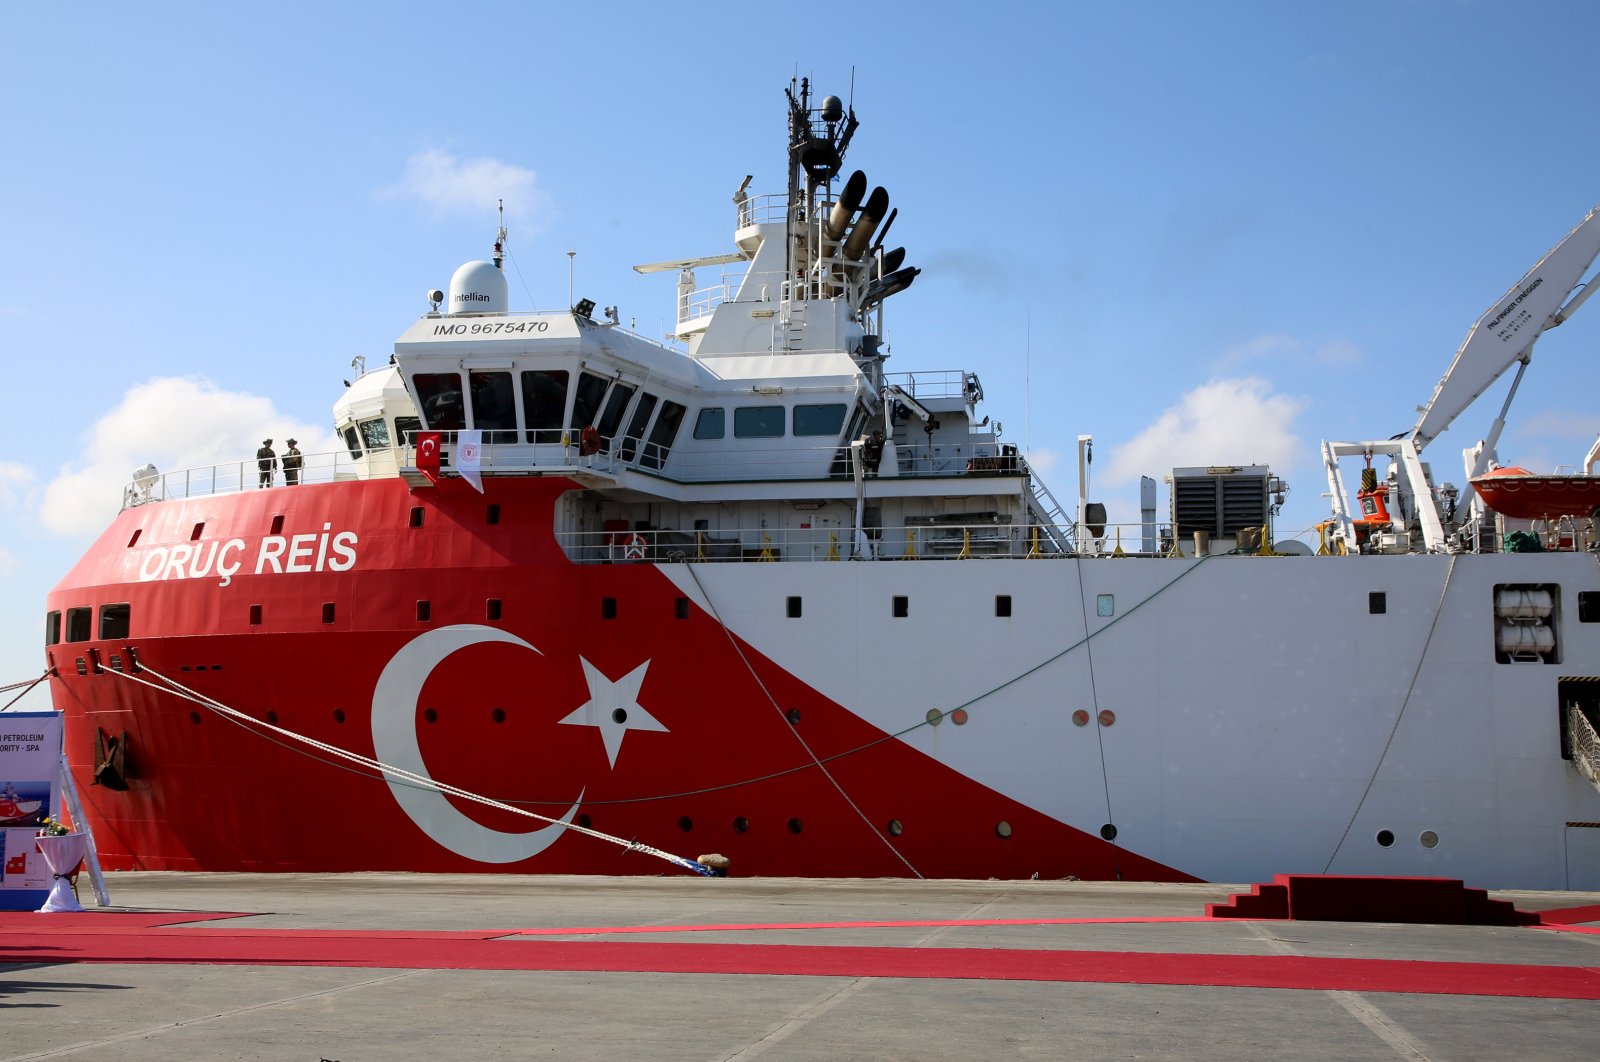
693 407 725 440
393 416 421 448
643 401 686 469
413 372 465 430
734 406 784 439
469 370 518 443
619 393 658 462
793 403 847 437
99 603 131 640
44 610 60 646
66 607 92 642
358 417 391 450
341 425 362 460
571 372 609 431
520 370 569 444
596 384 637 451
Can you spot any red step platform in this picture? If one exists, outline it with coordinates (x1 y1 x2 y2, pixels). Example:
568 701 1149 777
1207 875 1538 925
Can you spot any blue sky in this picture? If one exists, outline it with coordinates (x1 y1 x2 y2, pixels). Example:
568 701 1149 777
4 1 1600 699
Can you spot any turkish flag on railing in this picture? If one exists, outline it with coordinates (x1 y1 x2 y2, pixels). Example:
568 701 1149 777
416 431 442 484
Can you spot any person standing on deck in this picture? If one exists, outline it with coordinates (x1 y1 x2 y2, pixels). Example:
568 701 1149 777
257 439 277 487
282 438 303 485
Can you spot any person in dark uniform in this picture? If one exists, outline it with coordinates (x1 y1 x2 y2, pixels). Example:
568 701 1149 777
861 429 885 475
282 438 303 485
257 438 277 487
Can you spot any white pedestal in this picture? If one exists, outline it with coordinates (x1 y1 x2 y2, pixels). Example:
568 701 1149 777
35 833 87 913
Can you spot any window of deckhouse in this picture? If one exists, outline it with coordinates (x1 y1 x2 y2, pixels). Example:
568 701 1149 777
693 407 725 440
521 370 570 443
596 384 637 451
793 403 848 437
358 418 391 450
734 406 785 438
469 371 518 443
341 425 362 460
619 393 659 461
571 372 609 430
393 416 421 448
413 373 466 430
643 401 687 469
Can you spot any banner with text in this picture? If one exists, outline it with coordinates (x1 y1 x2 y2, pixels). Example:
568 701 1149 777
0 711 64 907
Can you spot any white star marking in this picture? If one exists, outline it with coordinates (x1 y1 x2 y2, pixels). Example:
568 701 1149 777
558 657 667 768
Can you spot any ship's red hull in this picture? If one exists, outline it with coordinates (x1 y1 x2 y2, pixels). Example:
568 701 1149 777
47 476 1189 881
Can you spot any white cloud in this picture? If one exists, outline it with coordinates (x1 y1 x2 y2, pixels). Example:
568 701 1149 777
0 546 16 578
0 462 35 511
1513 410 1600 442
1025 446 1061 475
40 377 341 536
381 149 546 223
1105 377 1305 484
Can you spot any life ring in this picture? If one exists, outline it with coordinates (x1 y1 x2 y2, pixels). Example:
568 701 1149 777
624 533 647 561
579 425 600 456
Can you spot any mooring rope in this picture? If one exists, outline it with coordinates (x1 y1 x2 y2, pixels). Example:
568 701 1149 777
103 662 717 876
1323 553 1458 872
683 562 925 879
0 671 50 712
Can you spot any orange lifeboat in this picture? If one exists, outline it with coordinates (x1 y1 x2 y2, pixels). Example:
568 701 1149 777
1471 465 1600 520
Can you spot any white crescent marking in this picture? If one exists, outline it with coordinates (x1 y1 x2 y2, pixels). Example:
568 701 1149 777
371 624 582 863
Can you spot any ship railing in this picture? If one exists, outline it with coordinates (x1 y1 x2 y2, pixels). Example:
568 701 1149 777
678 270 790 323
120 447 372 508
884 370 983 402
555 519 1195 564
388 434 1036 484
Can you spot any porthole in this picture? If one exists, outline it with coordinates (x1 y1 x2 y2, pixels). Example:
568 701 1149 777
1376 829 1395 848
787 817 804 834
786 708 801 725
491 707 506 724
732 816 749 833
188 711 202 725
575 814 592 829
1419 830 1439 849
612 708 628 724
886 819 904 837
925 708 943 726
678 816 693 832
423 707 438 724
995 821 1013 839
332 708 346 724
265 710 278 725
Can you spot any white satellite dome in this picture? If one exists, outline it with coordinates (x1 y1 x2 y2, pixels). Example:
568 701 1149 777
447 260 508 315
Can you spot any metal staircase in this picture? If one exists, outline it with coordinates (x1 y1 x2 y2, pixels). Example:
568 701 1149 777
1023 468 1074 554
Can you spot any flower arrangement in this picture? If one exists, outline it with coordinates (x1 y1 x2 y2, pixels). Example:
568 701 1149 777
37 816 71 837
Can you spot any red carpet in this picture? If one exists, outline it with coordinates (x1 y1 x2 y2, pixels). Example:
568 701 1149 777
2 911 1597 999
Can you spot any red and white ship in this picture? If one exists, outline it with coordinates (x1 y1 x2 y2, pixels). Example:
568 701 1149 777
44 81 1600 888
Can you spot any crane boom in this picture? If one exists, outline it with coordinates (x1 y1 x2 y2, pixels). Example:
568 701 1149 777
1410 205 1600 452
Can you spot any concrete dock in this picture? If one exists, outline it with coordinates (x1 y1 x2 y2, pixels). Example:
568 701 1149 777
3 873 1598 1060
